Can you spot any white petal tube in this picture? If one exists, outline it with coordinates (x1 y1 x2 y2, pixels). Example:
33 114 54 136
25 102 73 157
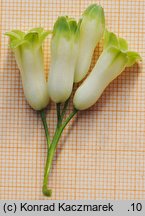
74 5 105 83
15 46 49 110
48 37 77 103
48 16 78 103
73 48 128 110
6 28 50 110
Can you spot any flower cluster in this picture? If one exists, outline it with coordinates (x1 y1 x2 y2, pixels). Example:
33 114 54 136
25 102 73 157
6 4 141 197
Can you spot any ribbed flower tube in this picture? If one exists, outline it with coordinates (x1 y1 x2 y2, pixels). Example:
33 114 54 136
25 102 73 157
74 4 105 83
48 16 79 103
73 30 141 110
6 28 50 110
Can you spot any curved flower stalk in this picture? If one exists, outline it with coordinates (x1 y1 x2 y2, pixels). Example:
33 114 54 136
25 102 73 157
73 30 142 110
6 28 50 110
74 4 105 83
48 16 79 103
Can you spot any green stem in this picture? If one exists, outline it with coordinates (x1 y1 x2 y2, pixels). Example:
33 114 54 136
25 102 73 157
61 98 70 120
56 103 62 127
42 108 78 197
40 110 51 147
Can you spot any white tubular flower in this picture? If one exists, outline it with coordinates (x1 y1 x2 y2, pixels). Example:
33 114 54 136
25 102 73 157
74 4 105 83
48 16 79 103
73 30 141 110
6 28 50 110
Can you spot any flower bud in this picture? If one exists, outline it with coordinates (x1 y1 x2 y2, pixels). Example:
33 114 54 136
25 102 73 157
6 28 50 110
73 30 141 110
48 16 79 103
74 4 105 83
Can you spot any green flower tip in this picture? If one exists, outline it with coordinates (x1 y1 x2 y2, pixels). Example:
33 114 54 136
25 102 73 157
67 17 78 34
53 16 79 40
104 29 128 51
5 27 51 49
104 29 142 67
83 4 105 22
53 17 70 36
